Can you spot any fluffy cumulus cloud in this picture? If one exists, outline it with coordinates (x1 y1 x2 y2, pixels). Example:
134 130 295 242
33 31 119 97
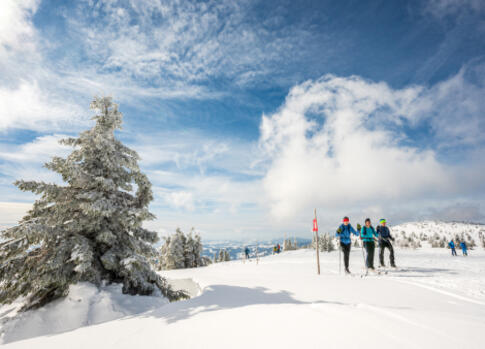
0 0 39 57
166 191 195 211
0 82 88 131
259 71 485 223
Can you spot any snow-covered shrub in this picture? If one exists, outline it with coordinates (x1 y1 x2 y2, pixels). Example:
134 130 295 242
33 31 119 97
0 97 187 311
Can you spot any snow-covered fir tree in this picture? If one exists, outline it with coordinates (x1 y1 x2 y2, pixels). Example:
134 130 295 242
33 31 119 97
193 232 204 266
283 238 299 251
319 234 328 252
159 228 207 270
326 234 336 252
216 249 230 262
162 229 186 270
283 238 292 251
223 249 231 261
318 233 335 252
0 97 187 310
184 232 196 268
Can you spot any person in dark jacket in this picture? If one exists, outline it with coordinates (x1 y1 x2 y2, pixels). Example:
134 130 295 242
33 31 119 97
460 241 468 256
377 219 396 268
335 216 359 274
245 246 250 259
448 240 457 256
360 218 378 270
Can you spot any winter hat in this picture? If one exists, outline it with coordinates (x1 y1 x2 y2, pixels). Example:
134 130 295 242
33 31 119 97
342 216 350 223
379 219 386 224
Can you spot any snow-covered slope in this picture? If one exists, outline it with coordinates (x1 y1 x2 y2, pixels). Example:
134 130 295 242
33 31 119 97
2 247 485 349
393 221 484 239
391 221 485 248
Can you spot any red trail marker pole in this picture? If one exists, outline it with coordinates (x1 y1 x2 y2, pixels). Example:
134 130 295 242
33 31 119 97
313 209 320 275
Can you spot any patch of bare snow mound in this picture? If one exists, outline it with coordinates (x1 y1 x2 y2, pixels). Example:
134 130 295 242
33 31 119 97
0 282 169 344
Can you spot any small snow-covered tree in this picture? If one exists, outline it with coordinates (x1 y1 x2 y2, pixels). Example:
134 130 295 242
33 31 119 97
184 232 196 268
159 228 207 269
193 233 204 267
327 236 335 252
158 236 171 270
319 234 328 252
0 97 186 310
223 249 231 261
283 238 291 251
162 228 186 270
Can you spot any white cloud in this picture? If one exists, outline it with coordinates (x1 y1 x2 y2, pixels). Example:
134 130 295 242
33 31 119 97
0 0 39 57
258 73 484 222
166 191 195 211
0 134 70 162
424 0 485 18
0 81 88 131
66 0 315 88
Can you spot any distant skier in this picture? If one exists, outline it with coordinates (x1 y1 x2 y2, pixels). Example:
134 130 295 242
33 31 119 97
377 219 396 268
277 244 281 254
335 216 359 274
360 218 378 271
448 240 457 256
245 246 250 259
460 241 468 256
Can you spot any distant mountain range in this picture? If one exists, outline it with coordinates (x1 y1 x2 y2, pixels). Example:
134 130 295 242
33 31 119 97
202 237 312 260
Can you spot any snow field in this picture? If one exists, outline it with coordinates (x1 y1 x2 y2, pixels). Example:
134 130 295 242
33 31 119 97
2 247 484 348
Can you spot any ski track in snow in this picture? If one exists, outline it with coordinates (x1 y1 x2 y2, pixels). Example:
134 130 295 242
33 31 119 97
1 248 485 348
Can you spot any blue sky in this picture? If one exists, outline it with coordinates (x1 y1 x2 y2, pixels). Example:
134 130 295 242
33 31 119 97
1 0 485 239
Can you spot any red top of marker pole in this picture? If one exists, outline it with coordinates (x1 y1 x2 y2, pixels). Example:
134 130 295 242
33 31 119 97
313 218 318 232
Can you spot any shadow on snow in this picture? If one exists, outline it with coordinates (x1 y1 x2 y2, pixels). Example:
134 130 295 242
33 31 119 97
134 284 344 324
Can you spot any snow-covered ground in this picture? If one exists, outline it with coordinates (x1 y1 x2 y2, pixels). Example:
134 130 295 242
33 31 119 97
2 247 485 348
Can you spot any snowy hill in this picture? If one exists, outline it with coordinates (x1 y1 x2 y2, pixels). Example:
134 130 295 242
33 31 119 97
2 247 485 348
391 221 485 248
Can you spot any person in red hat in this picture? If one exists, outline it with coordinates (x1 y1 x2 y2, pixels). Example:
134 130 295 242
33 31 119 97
335 216 359 274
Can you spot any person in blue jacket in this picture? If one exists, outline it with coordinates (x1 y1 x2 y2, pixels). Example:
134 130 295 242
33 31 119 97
335 216 359 274
361 218 378 270
448 240 457 256
244 246 250 259
460 241 468 256
377 219 396 268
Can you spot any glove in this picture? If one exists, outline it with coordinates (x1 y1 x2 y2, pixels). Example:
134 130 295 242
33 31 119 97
337 228 342 233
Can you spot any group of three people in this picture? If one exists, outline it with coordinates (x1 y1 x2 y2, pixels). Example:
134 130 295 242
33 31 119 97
336 216 396 274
